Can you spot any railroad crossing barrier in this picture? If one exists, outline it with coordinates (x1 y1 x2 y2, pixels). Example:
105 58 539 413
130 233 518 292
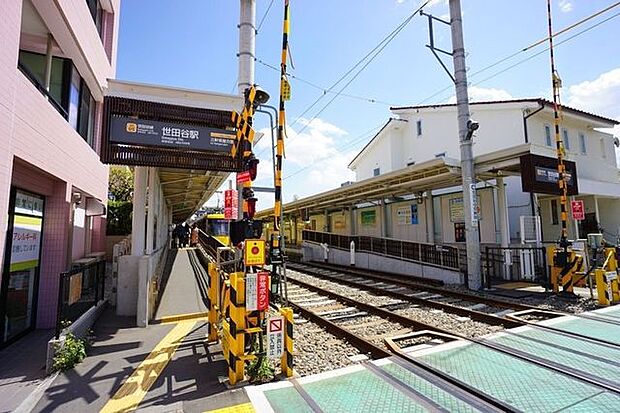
205 242 294 385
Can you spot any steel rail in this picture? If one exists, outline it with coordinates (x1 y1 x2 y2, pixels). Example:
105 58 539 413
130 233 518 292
296 261 539 312
288 264 523 328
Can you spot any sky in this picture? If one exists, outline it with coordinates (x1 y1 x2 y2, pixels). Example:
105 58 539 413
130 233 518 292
116 0 620 209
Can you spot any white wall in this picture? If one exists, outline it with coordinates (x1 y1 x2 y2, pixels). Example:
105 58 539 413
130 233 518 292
388 200 428 242
527 111 618 184
598 198 620 239
438 188 496 244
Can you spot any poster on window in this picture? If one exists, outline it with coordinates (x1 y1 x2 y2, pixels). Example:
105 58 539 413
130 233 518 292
333 217 346 229
10 215 43 272
449 196 481 223
14 191 44 217
360 210 376 226
411 204 419 225
396 207 411 225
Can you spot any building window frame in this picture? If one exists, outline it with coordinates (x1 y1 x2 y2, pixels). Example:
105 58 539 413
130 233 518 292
562 128 570 151
373 167 380 177
544 124 552 147
416 120 422 137
600 138 607 158
578 132 587 155
550 199 559 225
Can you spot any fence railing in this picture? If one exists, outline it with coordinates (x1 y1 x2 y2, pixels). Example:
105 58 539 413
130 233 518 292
482 245 548 289
55 257 106 338
198 230 234 262
302 230 462 271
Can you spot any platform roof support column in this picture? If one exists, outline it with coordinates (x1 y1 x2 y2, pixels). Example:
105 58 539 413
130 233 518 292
380 199 388 238
349 206 356 236
145 167 156 255
497 177 511 280
324 210 329 232
497 177 510 248
425 194 435 244
132 167 147 256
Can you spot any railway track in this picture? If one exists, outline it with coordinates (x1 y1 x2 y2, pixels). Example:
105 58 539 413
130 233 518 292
287 261 527 328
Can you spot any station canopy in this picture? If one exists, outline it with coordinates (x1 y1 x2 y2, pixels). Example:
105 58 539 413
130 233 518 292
255 144 533 220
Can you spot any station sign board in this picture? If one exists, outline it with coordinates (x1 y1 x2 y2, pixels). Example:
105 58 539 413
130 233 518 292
110 116 235 152
520 154 578 196
267 316 284 359
224 189 238 220
244 239 266 266
245 271 269 311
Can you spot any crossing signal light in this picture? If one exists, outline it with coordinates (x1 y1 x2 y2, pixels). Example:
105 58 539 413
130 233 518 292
246 157 259 180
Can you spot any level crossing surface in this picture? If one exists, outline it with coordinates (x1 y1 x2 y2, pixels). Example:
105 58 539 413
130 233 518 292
243 306 620 413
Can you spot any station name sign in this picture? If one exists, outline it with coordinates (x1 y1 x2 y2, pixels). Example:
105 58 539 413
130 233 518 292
520 154 578 196
109 116 235 152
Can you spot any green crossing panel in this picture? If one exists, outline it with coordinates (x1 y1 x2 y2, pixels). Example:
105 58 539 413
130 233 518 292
549 317 620 344
419 342 620 412
380 363 481 412
490 332 620 384
264 386 314 413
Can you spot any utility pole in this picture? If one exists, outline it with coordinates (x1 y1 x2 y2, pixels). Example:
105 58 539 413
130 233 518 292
237 0 256 219
449 0 481 289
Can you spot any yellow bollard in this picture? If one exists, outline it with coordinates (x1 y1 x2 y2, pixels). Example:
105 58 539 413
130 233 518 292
280 307 294 378
207 263 219 343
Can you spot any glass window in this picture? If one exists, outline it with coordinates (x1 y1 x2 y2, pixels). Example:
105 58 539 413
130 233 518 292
78 80 95 146
551 199 559 225
373 168 380 177
562 129 570 151
579 133 586 154
18 51 67 113
68 67 81 130
86 0 103 37
545 125 552 146
416 120 422 137
601 138 607 158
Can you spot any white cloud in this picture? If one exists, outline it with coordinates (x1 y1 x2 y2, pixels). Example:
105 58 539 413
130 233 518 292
446 86 513 103
249 117 356 204
565 67 620 164
559 0 573 13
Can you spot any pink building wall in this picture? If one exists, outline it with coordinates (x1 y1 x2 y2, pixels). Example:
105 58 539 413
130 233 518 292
0 0 119 329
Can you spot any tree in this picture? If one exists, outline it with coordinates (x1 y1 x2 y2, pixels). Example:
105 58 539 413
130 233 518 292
108 166 133 201
107 166 133 235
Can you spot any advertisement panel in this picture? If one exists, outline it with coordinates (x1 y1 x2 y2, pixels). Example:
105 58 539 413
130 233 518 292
360 210 376 226
9 215 43 272
110 116 235 152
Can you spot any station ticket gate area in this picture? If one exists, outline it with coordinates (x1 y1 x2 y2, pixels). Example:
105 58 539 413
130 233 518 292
242 306 620 413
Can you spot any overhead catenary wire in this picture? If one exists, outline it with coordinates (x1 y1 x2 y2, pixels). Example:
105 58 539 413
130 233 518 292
257 0 276 33
416 1 620 105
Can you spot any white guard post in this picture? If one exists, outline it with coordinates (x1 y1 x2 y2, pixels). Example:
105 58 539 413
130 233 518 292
350 240 356 266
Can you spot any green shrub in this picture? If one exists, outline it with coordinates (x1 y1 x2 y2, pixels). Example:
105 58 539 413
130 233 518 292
52 332 86 372
107 200 133 235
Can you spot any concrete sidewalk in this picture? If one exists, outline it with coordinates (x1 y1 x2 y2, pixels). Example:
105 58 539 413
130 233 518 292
0 329 53 413
28 247 243 412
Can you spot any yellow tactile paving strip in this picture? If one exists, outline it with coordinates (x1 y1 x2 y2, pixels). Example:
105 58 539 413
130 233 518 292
204 402 256 413
99 319 197 413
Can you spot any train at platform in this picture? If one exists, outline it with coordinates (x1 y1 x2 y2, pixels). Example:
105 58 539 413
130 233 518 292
195 212 231 246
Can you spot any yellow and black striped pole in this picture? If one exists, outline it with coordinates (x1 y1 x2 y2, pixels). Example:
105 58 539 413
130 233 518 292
280 307 294 377
547 1 569 250
273 0 290 248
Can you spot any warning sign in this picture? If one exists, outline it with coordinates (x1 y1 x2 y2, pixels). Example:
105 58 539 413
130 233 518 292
245 271 269 311
244 239 265 266
236 171 251 184
224 189 238 220
571 200 585 221
267 315 284 359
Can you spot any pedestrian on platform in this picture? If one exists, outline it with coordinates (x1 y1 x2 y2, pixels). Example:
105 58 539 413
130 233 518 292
190 224 199 247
